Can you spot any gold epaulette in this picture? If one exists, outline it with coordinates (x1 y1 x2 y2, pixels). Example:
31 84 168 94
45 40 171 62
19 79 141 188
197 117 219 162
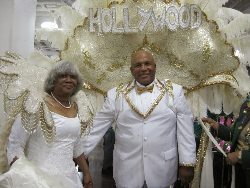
164 79 174 99
115 83 124 100
115 81 133 100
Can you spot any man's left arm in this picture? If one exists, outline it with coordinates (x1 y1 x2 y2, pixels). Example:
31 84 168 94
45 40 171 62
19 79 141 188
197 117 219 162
174 85 196 184
227 150 250 168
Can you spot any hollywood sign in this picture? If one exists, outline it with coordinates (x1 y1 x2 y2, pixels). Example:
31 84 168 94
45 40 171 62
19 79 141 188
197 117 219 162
89 4 202 33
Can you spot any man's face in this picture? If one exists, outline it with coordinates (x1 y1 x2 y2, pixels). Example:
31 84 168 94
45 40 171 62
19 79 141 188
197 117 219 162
130 50 156 86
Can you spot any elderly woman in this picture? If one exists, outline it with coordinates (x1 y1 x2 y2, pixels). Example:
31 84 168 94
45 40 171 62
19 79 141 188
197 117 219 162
0 61 93 188
202 96 250 188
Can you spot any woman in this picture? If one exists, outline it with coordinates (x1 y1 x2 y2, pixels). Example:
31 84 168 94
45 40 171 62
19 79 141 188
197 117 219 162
202 96 250 188
0 61 93 188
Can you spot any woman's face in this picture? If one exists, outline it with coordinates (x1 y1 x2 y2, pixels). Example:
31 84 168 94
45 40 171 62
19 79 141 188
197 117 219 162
53 73 78 96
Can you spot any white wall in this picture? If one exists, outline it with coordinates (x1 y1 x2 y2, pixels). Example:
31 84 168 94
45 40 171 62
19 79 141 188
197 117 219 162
0 0 37 57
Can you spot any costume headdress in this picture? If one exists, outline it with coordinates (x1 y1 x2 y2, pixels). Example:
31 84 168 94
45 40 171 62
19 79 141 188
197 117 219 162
37 0 249 116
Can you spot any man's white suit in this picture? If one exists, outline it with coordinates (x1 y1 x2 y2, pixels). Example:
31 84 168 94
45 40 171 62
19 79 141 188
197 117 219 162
82 79 196 188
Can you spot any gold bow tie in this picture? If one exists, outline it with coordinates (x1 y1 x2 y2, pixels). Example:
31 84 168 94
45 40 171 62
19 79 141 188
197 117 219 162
136 85 154 95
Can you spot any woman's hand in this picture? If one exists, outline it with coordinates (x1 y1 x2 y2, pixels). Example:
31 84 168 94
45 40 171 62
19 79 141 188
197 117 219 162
201 117 219 130
74 154 92 187
83 172 93 188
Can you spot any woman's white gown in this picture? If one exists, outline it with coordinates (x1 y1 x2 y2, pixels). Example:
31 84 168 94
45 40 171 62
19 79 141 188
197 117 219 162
0 112 84 188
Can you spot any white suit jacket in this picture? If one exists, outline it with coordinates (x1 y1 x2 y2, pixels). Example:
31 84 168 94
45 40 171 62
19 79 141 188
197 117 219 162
83 79 196 188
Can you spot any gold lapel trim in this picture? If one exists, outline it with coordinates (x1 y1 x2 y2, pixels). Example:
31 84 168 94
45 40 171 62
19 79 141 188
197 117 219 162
123 79 166 119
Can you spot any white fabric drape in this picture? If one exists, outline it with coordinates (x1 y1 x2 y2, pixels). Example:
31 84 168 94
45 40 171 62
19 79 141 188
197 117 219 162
200 141 214 188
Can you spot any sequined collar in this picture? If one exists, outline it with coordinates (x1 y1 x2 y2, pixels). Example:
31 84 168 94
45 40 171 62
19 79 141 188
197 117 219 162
21 91 93 143
122 79 168 119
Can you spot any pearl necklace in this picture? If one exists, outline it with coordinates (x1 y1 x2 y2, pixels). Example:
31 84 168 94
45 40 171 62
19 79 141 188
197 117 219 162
51 92 72 109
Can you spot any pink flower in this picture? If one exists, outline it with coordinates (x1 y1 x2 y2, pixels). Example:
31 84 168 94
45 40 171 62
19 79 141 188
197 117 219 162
219 116 225 125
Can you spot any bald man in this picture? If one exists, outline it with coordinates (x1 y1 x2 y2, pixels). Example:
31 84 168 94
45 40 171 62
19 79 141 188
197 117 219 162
83 49 196 188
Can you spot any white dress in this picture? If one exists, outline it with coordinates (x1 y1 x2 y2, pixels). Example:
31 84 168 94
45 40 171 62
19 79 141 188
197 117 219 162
0 112 84 188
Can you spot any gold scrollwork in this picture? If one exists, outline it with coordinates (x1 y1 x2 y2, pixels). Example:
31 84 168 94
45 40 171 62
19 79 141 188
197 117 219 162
164 0 180 4
82 50 96 69
133 35 162 55
96 73 107 84
202 42 212 63
83 82 106 96
107 60 126 72
167 53 184 69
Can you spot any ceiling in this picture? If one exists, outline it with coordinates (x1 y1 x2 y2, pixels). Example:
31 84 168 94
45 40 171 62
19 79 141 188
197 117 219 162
35 0 76 54
36 0 75 29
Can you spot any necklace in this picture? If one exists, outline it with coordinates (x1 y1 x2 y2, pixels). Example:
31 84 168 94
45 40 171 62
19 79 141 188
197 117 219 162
51 92 72 109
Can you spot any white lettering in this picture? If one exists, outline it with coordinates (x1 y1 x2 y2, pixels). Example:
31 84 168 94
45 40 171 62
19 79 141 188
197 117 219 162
88 4 202 33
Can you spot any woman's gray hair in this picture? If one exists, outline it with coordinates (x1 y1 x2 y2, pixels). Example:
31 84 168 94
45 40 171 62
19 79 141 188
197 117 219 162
44 61 83 96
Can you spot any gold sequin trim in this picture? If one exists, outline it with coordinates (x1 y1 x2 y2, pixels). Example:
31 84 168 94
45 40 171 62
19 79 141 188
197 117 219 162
21 109 39 134
116 83 125 100
179 163 195 167
132 35 161 55
164 79 173 99
80 117 93 136
82 50 95 70
107 61 126 72
191 131 209 188
4 90 28 116
39 103 55 143
4 51 21 60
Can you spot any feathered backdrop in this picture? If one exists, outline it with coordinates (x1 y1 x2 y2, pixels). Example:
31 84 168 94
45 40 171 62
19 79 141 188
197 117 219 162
35 0 250 117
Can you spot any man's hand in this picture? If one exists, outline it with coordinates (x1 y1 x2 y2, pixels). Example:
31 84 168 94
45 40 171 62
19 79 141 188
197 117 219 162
226 151 240 165
201 117 219 130
179 166 194 186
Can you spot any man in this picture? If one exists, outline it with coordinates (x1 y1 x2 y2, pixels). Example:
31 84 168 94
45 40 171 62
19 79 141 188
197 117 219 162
202 96 250 188
83 49 196 188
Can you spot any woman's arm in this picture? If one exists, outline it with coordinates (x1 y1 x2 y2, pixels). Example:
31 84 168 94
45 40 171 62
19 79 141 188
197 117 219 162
73 135 93 188
7 115 30 165
74 154 93 188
